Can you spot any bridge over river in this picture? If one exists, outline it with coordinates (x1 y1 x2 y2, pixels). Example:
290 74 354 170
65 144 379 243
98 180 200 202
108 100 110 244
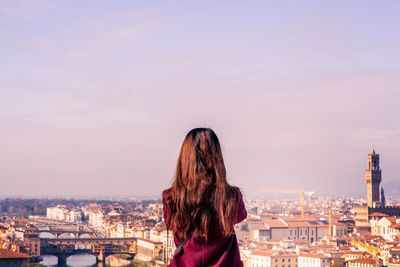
41 237 136 265
32 216 96 238
38 225 95 238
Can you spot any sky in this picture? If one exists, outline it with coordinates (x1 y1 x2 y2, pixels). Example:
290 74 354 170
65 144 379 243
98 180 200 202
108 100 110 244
1 1 400 198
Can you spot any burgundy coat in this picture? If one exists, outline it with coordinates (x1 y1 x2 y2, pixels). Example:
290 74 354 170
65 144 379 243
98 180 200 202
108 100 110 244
162 187 247 267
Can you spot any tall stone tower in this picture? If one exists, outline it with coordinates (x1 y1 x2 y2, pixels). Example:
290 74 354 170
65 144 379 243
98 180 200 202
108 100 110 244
365 149 382 208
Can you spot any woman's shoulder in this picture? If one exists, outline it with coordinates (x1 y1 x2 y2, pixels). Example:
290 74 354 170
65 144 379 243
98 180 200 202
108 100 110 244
230 185 244 199
162 187 172 195
161 188 173 229
230 186 247 224
162 187 172 203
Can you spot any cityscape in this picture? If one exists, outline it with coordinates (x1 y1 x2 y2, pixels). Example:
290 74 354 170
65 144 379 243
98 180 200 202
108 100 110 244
2 1 400 267
2 150 400 266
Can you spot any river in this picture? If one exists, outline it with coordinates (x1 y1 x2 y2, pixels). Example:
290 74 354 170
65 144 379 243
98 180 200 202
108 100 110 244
40 254 139 267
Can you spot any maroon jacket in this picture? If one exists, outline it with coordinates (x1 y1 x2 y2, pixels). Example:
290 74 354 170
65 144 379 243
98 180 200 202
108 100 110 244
162 187 247 267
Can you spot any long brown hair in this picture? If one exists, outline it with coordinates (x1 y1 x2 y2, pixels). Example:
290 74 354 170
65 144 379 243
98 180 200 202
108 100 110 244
165 128 239 241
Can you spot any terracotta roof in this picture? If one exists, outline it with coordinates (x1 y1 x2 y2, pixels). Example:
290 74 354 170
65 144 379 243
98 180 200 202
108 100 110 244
252 250 273 257
332 221 347 226
337 246 351 251
299 253 330 259
347 258 376 264
390 223 400 229
343 251 365 255
286 221 327 228
263 219 287 228
295 239 309 244
252 250 297 257
369 212 389 217
389 259 400 265
277 215 318 221
259 213 274 217
0 250 31 259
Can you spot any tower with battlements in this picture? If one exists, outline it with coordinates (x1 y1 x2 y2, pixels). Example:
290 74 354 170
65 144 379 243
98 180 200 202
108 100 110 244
354 149 400 228
365 149 382 208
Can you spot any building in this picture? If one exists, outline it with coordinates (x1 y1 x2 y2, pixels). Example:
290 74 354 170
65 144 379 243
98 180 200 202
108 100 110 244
353 150 400 227
250 250 297 267
0 250 31 267
250 216 347 243
346 258 379 267
388 258 400 267
298 253 332 267
365 150 382 208
46 205 82 223
135 238 163 262
160 228 175 264
371 216 400 241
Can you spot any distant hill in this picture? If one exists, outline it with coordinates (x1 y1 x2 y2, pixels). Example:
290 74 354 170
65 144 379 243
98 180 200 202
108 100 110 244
382 180 400 197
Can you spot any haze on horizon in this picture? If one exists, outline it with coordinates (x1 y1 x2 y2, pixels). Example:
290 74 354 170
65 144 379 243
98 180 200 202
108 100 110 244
1 1 400 198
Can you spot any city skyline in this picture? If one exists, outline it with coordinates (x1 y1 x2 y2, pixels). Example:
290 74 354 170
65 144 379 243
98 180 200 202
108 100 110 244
1 1 400 197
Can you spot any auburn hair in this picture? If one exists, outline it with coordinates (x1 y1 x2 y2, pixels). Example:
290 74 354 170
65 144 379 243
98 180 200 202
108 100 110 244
165 128 239 241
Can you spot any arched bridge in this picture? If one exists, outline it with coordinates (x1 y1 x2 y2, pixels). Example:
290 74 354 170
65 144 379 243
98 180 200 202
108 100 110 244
38 225 95 238
41 237 136 265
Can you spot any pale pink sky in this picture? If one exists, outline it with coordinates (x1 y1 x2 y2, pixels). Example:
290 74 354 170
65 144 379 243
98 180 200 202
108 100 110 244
1 1 400 197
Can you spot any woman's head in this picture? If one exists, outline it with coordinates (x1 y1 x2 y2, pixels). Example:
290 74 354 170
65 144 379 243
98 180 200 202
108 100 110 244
167 128 238 241
174 128 226 192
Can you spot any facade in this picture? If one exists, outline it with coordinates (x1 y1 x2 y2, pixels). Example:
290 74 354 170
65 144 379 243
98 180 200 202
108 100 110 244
250 250 297 267
89 210 104 231
298 254 331 267
135 238 163 262
342 251 369 261
346 258 379 267
371 217 400 241
46 205 82 223
161 229 175 263
250 217 347 243
240 249 252 267
25 237 40 257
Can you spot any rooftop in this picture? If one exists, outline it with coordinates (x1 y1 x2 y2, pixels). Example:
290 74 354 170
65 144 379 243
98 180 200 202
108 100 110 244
0 250 31 259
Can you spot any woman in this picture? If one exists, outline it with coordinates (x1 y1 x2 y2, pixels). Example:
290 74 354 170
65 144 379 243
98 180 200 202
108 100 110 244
162 128 247 266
